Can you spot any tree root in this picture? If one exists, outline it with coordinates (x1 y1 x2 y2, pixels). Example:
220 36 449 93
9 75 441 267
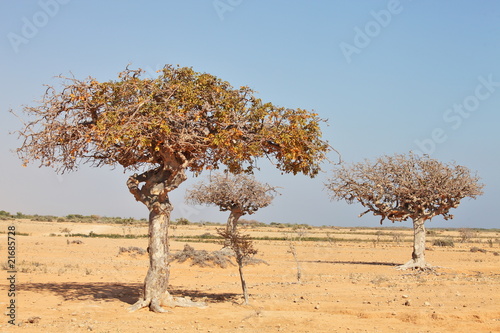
128 298 156 313
128 294 207 313
396 259 432 271
162 293 207 309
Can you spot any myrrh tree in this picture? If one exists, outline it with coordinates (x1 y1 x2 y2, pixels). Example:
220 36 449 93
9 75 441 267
185 173 279 237
325 152 484 270
15 65 331 312
216 228 259 304
186 172 278 303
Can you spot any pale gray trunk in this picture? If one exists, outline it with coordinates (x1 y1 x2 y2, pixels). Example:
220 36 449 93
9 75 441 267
127 166 206 312
398 217 430 270
224 208 243 247
141 208 171 312
226 208 243 234
128 196 174 312
237 257 249 304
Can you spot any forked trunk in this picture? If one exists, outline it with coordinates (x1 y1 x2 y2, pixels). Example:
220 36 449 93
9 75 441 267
398 217 430 270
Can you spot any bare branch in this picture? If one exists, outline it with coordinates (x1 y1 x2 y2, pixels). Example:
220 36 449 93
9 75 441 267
325 152 484 224
186 173 280 215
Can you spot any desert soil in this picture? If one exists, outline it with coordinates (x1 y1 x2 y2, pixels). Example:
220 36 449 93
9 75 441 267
0 220 499 333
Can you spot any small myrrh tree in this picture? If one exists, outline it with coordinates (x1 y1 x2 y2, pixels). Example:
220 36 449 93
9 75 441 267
15 65 330 312
186 173 277 303
216 228 258 304
186 173 279 237
325 152 484 269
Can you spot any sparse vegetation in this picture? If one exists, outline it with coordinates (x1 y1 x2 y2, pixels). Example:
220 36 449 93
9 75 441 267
459 228 478 243
470 247 487 253
432 239 455 247
0 210 148 225
170 244 234 268
118 246 147 256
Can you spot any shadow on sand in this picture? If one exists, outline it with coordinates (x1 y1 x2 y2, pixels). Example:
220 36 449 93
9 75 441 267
306 260 400 267
18 282 239 305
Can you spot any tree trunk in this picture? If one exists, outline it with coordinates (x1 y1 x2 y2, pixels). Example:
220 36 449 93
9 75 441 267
223 208 243 248
129 207 171 312
226 208 243 234
127 166 206 312
398 217 430 270
236 256 249 304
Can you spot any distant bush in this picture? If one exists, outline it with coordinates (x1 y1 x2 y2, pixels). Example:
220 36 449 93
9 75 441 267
433 239 455 247
118 246 146 256
470 247 487 253
0 210 12 219
459 228 477 243
70 232 147 239
175 217 191 225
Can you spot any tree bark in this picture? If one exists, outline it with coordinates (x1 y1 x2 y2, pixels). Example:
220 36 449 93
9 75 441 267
127 166 206 312
226 208 243 234
223 208 243 248
129 207 171 312
398 217 430 270
237 257 249 305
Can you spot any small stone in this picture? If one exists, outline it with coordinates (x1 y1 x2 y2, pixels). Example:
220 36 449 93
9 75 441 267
403 300 411 306
402 295 409 299
424 301 431 306
26 317 41 324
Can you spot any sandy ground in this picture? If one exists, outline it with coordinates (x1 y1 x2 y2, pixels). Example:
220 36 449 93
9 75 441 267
0 220 499 333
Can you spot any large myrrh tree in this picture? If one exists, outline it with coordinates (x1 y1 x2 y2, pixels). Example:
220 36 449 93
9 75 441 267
325 152 484 270
15 65 331 312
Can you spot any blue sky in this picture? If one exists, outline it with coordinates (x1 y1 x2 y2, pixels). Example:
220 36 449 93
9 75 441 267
1 0 499 228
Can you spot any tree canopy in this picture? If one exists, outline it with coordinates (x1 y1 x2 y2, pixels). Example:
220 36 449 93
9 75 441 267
185 172 279 215
326 152 484 224
16 65 331 177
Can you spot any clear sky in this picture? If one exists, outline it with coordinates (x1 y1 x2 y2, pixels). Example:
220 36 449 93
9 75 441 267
1 0 499 229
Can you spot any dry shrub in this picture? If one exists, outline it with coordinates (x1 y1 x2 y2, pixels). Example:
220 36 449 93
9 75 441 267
432 239 454 247
470 247 487 253
170 244 234 268
118 246 146 256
